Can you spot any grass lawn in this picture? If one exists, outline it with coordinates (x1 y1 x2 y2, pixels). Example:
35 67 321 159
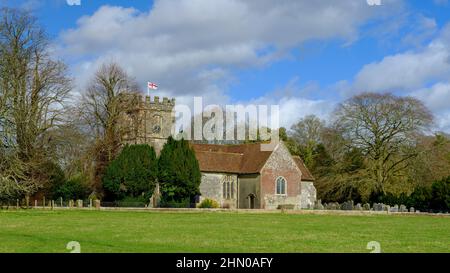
0 209 448 253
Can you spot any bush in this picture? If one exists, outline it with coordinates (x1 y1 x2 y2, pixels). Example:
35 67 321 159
158 137 201 203
102 144 158 200
160 197 192 208
407 187 432 211
197 198 219 208
116 196 148 207
430 177 450 212
52 174 89 200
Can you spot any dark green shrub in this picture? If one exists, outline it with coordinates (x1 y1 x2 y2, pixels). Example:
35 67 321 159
158 137 201 203
430 177 450 212
52 174 89 200
159 197 191 208
102 144 158 200
407 186 432 211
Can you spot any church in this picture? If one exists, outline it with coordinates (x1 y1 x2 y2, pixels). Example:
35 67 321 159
121 95 317 209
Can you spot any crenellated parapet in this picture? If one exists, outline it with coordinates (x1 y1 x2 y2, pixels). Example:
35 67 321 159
135 95 176 111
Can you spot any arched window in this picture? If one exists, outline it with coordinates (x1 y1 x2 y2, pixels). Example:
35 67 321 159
276 177 287 195
231 181 234 199
223 182 227 199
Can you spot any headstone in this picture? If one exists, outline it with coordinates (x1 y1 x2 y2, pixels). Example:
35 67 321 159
355 203 362 210
399 205 408 212
384 204 391 212
373 203 382 211
390 205 399 212
314 199 324 210
69 200 74 207
363 203 371 211
76 199 83 208
409 207 415 213
94 199 100 209
341 200 354 210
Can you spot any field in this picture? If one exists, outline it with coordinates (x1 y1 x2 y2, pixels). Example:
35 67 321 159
0 209 449 253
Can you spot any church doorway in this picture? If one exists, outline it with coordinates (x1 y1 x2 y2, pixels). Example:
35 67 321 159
247 194 256 209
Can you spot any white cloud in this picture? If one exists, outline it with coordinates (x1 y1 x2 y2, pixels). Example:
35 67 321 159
352 23 450 94
413 82 450 132
56 0 402 104
345 23 450 132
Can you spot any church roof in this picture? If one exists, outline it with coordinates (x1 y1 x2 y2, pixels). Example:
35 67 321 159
191 142 314 181
191 143 272 174
292 156 315 181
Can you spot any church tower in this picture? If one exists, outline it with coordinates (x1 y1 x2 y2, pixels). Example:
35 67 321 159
121 95 175 155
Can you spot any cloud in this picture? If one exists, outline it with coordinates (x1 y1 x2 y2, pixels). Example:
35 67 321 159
56 0 401 104
412 82 450 131
244 79 335 129
345 23 450 132
352 25 450 94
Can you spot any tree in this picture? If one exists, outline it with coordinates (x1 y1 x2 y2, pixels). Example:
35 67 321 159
0 8 71 200
103 144 158 199
102 144 158 200
430 176 450 211
81 62 141 193
290 115 325 167
158 136 201 204
334 92 433 196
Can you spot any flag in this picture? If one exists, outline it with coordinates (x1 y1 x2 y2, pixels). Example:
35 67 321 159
147 82 158 90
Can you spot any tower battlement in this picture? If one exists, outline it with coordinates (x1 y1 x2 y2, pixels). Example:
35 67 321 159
137 95 175 107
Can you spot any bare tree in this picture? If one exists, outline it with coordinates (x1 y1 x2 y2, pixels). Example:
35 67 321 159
334 92 433 194
289 115 325 167
0 8 72 200
80 62 141 193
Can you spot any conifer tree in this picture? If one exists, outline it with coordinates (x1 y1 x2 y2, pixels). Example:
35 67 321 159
102 144 158 200
158 137 201 204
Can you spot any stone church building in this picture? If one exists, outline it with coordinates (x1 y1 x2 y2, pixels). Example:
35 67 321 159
122 95 317 209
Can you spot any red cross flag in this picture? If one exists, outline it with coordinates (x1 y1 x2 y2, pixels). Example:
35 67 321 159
147 82 158 90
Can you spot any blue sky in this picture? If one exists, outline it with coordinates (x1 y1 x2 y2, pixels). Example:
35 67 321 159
5 0 450 131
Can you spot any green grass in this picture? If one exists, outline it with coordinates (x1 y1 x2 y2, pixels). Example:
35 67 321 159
0 210 449 253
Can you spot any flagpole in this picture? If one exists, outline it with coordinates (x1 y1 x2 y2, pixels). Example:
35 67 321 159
147 82 150 97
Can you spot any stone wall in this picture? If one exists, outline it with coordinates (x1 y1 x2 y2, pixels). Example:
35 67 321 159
300 182 316 209
264 195 301 209
199 172 238 208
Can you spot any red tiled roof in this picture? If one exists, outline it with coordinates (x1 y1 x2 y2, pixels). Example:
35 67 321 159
191 142 315 180
293 156 315 181
191 143 272 174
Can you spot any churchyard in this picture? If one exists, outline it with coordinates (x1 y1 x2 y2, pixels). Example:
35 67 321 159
0 209 448 253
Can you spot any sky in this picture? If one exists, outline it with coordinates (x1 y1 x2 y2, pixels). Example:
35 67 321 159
3 0 450 132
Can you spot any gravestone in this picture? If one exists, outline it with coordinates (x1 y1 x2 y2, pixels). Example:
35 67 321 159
314 199 324 210
390 205 399 212
373 203 383 211
355 203 362 210
409 207 415 213
76 199 83 208
341 200 354 210
384 204 391 212
94 199 101 209
363 203 371 211
69 200 74 207
399 205 408 212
